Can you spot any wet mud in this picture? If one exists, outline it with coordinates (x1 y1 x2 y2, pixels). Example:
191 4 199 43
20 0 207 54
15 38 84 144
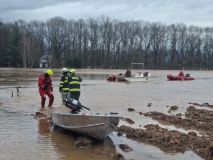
189 102 213 109
168 105 179 113
147 103 152 107
144 106 213 136
117 105 213 160
119 144 133 152
121 117 135 124
127 107 135 112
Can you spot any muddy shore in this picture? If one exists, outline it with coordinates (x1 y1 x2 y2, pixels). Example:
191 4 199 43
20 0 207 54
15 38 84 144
117 105 213 160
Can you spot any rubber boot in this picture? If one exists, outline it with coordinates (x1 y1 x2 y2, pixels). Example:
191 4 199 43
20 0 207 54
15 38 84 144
48 95 54 107
41 97 46 108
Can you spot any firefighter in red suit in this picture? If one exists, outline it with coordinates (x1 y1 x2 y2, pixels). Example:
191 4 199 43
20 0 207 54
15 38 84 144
38 69 54 108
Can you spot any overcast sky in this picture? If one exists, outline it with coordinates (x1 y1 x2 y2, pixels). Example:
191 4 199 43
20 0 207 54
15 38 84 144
0 0 213 27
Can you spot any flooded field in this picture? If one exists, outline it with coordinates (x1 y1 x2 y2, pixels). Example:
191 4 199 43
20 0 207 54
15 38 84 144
0 68 213 160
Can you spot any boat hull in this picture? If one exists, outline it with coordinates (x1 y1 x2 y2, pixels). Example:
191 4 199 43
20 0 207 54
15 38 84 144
52 111 120 140
124 77 150 82
116 75 127 82
107 75 116 81
167 74 194 81
124 72 151 82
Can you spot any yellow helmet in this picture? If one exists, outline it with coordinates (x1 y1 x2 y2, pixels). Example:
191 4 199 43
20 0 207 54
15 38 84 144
70 69 75 74
46 69 53 76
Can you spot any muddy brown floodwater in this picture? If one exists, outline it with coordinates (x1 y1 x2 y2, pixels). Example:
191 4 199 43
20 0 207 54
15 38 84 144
0 68 213 160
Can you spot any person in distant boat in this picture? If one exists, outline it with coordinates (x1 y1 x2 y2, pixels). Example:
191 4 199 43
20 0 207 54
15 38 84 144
59 68 70 103
69 69 82 100
143 72 149 77
125 69 131 77
178 70 184 76
38 69 54 109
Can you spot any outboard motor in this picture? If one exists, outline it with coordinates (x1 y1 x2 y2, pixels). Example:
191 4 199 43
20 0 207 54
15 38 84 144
185 73 190 77
65 98 82 113
65 98 90 113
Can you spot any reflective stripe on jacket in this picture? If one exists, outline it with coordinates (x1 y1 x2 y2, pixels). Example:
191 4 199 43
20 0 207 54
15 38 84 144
59 75 70 92
69 76 81 92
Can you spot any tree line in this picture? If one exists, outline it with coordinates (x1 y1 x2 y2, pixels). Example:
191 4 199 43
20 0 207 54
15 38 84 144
0 17 213 69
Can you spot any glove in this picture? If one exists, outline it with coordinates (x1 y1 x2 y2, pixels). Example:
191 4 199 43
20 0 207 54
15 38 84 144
79 77 82 82
43 85 48 90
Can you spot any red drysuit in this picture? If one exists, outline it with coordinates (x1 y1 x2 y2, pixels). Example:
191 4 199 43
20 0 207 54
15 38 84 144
178 71 184 77
38 73 54 108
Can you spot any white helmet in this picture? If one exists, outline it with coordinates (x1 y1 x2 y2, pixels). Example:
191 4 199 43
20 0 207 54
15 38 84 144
62 68 68 73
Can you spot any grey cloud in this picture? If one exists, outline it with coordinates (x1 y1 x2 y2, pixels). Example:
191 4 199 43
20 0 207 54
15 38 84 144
0 0 213 27
0 0 71 12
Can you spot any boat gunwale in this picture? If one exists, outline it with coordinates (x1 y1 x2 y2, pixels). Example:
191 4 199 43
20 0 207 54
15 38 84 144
124 77 150 81
53 122 116 129
52 112 121 118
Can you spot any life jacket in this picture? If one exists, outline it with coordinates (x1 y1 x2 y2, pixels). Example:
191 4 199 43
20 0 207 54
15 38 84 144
69 76 81 92
38 73 52 90
59 74 70 92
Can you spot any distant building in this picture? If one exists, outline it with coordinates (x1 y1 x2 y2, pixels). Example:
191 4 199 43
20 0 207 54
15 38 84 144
39 55 53 68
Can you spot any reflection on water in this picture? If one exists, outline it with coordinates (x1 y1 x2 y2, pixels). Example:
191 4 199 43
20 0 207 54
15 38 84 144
36 117 116 160
37 118 52 136
51 127 116 160
0 68 208 160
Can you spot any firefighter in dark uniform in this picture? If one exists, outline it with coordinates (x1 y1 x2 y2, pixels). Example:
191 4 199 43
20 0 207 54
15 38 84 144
59 68 70 103
69 69 82 100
